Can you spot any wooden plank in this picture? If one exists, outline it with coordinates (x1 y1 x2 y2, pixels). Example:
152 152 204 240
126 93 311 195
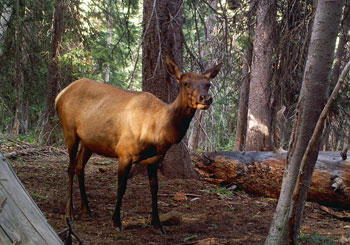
0 151 62 245
0 225 14 244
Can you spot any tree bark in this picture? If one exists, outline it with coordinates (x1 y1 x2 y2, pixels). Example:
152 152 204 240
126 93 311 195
188 0 217 152
331 1 350 86
0 4 12 57
341 123 349 160
11 0 25 137
289 55 350 244
188 110 203 151
142 0 197 178
104 0 112 84
321 115 332 151
234 48 252 151
265 1 342 244
41 0 66 144
234 1 255 151
245 0 276 151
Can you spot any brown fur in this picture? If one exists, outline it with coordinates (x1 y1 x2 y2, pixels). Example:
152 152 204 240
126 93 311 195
55 56 222 233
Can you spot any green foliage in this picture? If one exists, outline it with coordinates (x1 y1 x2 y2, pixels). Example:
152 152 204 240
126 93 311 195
17 132 40 145
0 0 142 137
0 0 343 153
183 235 197 242
31 192 47 201
0 0 271 149
211 186 235 200
297 233 337 245
182 0 244 151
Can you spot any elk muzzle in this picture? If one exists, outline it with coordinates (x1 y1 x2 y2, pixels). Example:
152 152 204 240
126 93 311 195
197 94 212 110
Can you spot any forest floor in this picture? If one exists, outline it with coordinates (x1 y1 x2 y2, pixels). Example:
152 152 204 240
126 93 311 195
3 143 350 245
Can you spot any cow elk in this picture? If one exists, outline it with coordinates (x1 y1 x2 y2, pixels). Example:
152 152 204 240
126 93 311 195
55 56 222 234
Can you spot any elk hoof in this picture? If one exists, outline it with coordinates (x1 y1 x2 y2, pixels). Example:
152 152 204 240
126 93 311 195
152 226 166 235
65 214 74 223
152 223 166 235
81 209 92 217
113 222 123 231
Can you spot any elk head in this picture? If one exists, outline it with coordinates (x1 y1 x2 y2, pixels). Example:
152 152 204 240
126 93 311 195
165 56 222 110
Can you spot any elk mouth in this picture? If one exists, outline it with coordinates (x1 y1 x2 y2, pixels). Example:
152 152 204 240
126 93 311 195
197 104 210 110
196 95 212 110
196 101 212 110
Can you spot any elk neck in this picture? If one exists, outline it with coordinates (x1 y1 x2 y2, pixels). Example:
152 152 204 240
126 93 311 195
166 89 196 144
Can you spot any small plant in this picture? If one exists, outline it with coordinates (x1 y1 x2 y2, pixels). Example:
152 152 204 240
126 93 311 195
297 233 336 245
210 223 218 228
110 182 117 188
216 187 232 195
31 193 46 201
184 235 197 242
212 186 234 200
18 133 39 145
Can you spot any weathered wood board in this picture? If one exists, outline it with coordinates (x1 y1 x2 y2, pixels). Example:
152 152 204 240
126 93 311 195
0 151 63 244
192 151 350 209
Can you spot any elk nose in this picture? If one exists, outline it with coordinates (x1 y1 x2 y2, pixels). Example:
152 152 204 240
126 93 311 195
200 95 212 105
207 96 213 105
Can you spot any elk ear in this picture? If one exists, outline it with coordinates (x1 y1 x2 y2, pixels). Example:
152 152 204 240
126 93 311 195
203 62 223 80
165 56 182 81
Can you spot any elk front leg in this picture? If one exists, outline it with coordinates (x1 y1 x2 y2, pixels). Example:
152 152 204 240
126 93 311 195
66 164 75 220
65 136 79 221
112 158 132 230
75 144 92 217
147 163 165 234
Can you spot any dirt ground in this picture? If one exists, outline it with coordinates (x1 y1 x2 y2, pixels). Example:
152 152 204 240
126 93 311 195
7 152 350 245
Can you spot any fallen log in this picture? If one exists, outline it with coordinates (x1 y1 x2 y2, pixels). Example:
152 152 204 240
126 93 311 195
192 151 350 209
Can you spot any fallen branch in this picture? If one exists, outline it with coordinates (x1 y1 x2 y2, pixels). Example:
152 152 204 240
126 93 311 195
4 148 44 159
58 218 83 245
319 206 350 221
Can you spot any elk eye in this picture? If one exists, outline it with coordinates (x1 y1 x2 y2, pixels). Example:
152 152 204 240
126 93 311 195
183 82 188 86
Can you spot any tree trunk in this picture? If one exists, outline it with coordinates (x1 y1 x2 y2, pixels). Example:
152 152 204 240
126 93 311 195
245 0 276 151
321 115 331 151
265 1 342 244
142 0 197 178
234 48 252 151
11 0 25 137
41 0 66 144
326 119 339 151
188 110 203 151
341 123 349 160
0 4 12 57
104 0 112 84
331 1 350 86
234 1 255 151
188 0 217 152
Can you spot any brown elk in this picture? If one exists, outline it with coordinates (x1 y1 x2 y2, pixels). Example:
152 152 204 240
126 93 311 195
55 56 222 234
